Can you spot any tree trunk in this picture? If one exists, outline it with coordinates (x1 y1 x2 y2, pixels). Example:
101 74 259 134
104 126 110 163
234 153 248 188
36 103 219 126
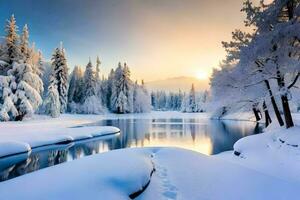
264 80 284 126
263 101 272 128
281 95 294 128
276 70 294 128
252 105 261 121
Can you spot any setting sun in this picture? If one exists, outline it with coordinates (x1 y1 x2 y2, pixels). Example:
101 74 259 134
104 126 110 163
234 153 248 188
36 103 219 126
196 71 208 80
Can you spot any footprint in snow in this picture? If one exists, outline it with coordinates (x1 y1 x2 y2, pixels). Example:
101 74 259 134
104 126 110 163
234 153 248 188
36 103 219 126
155 164 178 200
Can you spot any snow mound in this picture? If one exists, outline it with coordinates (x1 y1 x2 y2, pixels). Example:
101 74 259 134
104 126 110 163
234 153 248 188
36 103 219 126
0 148 154 200
0 126 120 157
0 141 31 158
1 148 299 200
221 125 300 182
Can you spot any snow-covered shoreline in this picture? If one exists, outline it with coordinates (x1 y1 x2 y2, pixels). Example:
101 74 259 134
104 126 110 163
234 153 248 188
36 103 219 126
0 111 207 158
0 114 120 158
1 147 299 200
217 123 300 182
1 112 300 199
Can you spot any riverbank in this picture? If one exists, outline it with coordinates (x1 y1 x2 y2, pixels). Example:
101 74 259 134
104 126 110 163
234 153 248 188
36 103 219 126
217 114 300 183
1 112 300 199
0 112 209 157
0 147 299 200
0 114 120 157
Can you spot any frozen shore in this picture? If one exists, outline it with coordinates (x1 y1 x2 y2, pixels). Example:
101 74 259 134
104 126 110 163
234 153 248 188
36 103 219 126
0 147 299 200
1 112 300 199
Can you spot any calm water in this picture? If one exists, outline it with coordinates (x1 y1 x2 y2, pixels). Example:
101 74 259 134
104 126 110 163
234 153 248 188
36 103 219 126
0 116 262 181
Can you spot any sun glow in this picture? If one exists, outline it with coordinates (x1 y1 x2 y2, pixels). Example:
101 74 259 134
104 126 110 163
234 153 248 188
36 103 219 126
196 71 208 80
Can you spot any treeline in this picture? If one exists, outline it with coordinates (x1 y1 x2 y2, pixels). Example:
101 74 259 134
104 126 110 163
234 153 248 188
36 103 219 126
151 85 209 113
66 61 151 115
210 0 300 129
0 15 151 121
0 15 210 121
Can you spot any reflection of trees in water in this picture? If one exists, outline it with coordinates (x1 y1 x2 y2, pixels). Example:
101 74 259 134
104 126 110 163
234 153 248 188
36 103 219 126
48 150 68 166
0 135 120 181
111 118 151 148
189 119 196 142
208 120 260 154
0 165 15 181
69 146 83 160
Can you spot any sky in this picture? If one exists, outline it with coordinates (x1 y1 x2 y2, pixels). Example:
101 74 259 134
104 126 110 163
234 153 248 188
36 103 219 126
0 0 261 82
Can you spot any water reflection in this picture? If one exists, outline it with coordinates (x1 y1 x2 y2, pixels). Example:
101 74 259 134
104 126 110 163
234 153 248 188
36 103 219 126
0 118 262 182
95 118 262 155
0 135 119 182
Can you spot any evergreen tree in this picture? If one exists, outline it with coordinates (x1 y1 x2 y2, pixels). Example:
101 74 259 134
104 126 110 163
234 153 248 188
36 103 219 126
1 15 20 75
20 24 30 63
51 45 68 113
0 17 43 121
96 56 101 82
111 62 132 113
7 61 43 120
188 84 197 112
83 59 96 99
95 56 102 98
0 76 18 121
35 51 44 78
104 68 114 109
44 74 60 118
68 66 81 104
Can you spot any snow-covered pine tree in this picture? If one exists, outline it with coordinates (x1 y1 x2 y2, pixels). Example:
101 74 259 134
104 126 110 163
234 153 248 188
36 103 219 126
188 84 197 112
110 62 132 113
132 80 150 113
95 56 102 98
44 73 60 118
35 51 44 78
181 92 188 112
51 45 68 113
0 17 44 121
67 66 85 113
19 24 44 95
104 68 115 109
0 15 20 75
20 24 30 63
83 59 96 99
7 61 43 120
133 80 138 112
80 59 103 114
68 66 81 104
0 76 18 121
96 56 101 82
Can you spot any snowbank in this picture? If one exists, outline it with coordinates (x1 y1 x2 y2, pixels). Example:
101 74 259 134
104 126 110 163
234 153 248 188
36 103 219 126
1 148 299 200
0 115 120 158
0 111 208 157
217 113 300 182
0 148 154 200
0 141 31 158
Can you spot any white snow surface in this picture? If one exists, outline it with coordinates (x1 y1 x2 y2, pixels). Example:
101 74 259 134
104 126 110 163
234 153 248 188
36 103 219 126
1 148 299 200
217 113 300 182
0 114 120 157
2 112 300 199
0 148 154 200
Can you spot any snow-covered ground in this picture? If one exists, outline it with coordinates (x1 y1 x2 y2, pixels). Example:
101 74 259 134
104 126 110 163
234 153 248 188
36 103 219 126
0 114 120 157
0 147 299 200
1 112 300 199
217 113 300 183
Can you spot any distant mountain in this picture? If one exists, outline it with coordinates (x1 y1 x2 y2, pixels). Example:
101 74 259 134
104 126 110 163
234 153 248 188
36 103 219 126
145 76 209 93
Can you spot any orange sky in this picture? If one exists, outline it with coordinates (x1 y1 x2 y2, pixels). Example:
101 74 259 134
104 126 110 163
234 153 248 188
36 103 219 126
2 0 267 83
